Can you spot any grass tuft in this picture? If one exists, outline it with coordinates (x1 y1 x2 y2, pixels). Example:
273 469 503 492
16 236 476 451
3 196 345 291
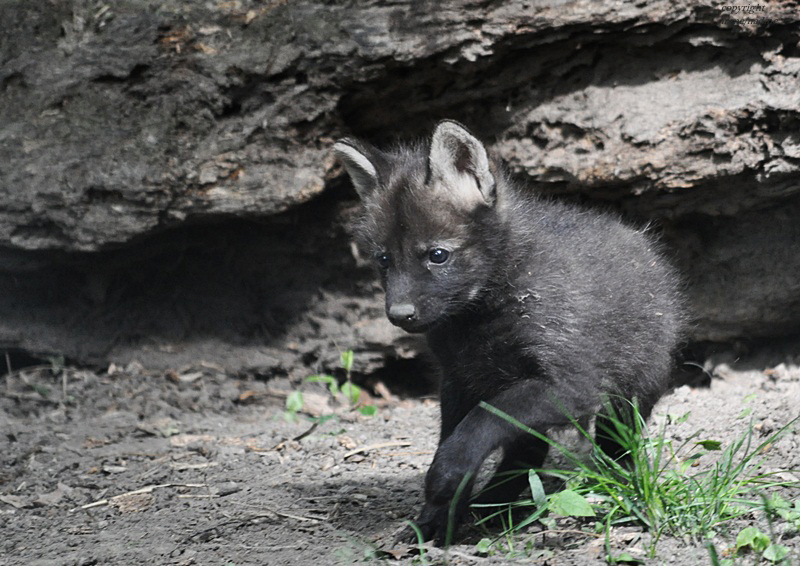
476 400 799 558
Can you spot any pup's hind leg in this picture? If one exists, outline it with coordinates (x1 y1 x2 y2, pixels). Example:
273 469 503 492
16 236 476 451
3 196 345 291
594 396 656 461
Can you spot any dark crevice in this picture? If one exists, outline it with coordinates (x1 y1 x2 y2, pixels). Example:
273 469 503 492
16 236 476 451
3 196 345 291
92 63 150 85
0 186 373 373
0 350 57 377
682 332 800 376
10 220 69 248
360 356 438 399
0 72 25 92
218 67 279 118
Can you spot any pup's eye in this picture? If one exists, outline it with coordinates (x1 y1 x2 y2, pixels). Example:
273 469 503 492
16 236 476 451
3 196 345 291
428 248 450 264
376 253 391 268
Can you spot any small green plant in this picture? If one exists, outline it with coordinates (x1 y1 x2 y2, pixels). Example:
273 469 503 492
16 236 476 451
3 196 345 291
547 488 595 518
46 355 65 374
475 537 493 555
606 551 644 565
734 526 791 563
283 389 304 422
283 350 377 422
763 544 791 563
765 494 800 531
404 520 430 566
472 468 597 557
475 400 799 559
738 393 758 420
735 526 770 554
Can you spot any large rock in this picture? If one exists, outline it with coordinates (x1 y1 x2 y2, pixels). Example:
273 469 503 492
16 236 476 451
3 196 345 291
1 0 799 374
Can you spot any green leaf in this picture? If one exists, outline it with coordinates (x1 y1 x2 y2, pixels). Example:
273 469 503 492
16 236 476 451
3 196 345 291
766 493 790 511
735 526 756 550
30 384 51 397
668 411 691 425
678 453 702 474
305 374 339 396
548 489 595 517
763 544 789 562
611 552 644 564
47 355 65 373
340 382 360 405
358 405 377 417
475 538 492 554
736 526 770 553
695 439 722 450
285 390 304 413
156 422 181 437
528 470 547 510
311 414 338 426
340 350 354 372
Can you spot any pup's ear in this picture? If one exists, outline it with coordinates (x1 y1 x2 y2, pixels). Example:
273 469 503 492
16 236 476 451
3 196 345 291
333 139 381 199
428 120 495 206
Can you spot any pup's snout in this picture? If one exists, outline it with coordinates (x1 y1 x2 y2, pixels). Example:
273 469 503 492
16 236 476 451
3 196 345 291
388 303 417 324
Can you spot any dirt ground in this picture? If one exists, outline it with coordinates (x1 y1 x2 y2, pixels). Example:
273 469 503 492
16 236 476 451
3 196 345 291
1 349 799 566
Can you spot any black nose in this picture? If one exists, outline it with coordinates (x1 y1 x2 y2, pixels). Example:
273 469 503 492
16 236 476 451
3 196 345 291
388 303 416 324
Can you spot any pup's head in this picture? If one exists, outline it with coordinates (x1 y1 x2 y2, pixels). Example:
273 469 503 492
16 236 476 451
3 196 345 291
333 120 504 333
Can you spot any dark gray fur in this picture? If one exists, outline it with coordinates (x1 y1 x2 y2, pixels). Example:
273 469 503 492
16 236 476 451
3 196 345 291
333 121 684 544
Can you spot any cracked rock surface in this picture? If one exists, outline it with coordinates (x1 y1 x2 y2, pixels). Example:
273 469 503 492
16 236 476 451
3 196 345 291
1 0 799 373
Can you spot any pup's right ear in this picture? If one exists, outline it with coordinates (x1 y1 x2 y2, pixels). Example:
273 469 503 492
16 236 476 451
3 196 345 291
333 139 380 199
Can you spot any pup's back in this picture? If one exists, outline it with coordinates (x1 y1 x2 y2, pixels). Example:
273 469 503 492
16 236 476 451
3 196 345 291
490 193 682 405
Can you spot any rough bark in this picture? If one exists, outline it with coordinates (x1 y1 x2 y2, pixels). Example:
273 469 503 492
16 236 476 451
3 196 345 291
1 0 799 374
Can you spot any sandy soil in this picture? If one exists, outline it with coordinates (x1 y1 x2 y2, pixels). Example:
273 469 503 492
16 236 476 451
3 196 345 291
1 351 799 566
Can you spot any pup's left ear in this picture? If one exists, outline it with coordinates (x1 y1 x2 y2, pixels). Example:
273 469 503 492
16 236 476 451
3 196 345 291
333 139 381 199
428 120 496 206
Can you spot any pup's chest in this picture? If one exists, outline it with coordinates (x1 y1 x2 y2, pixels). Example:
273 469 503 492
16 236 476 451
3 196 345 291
427 309 543 394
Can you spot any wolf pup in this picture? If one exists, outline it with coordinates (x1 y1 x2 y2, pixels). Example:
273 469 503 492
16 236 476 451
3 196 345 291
333 120 683 544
